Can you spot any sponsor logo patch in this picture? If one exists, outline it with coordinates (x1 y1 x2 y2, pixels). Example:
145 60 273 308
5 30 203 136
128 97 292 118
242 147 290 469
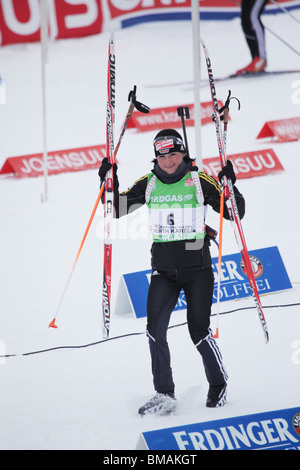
241 254 263 279
293 412 300 436
155 139 174 153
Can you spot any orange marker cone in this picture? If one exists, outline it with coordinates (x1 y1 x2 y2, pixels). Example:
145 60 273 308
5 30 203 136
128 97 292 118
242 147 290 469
213 328 219 339
48 318 58 329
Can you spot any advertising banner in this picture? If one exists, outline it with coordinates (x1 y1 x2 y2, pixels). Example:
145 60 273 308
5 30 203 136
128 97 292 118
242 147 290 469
203 148 284 180
137 406 300 450
0 144 106 178
1 144 283 180
0 0 103 46
0 0 297 46
123 246 292 319
257 117 300 143
127 101 225 132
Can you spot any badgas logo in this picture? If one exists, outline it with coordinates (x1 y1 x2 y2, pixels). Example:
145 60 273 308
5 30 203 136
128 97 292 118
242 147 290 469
241 255 263 279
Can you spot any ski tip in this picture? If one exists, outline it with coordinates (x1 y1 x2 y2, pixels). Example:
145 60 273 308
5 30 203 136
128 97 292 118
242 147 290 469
48 318 58 329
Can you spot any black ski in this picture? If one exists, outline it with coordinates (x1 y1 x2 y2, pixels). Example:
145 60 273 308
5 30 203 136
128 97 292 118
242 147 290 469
222 69 300 81
145 69 300 90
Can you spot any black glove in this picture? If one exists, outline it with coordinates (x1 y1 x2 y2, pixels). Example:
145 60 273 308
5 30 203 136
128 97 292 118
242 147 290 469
99 157 113 180
218 160 236 185
98 157 119 190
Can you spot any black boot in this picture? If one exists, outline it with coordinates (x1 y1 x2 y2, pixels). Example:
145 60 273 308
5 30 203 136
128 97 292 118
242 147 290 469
206 384 227 407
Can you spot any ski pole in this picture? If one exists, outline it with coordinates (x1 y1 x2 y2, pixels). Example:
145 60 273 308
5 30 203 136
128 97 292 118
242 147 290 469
177 106 190 158
213 190 224 339
48 182 105 329
213 92 239 339
269 0 300 25
114 85 150 157
213 101 228 340
229 0 300 57
201 38 269 343
49 87 150 329
265 25 300 57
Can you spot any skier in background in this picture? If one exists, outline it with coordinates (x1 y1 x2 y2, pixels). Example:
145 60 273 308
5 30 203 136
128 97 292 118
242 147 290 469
236 0 270 75
99 129 245 416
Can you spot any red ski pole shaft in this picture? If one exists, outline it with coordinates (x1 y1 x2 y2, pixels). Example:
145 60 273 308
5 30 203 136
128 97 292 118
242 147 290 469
213 190 224 339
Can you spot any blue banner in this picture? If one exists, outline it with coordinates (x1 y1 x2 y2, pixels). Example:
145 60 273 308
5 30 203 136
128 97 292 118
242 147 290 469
123 246 292 319
138 406 300 450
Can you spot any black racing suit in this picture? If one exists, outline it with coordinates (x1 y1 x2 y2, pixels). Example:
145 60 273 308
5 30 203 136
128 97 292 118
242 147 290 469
241 0 269 60
116 163 245 393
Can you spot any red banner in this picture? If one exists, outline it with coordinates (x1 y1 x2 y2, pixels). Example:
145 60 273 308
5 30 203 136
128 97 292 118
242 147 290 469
257 117 300 142
0 144 106 178
54 0 102 40
106 0 295 18
203 148 284 179
0 0 40 45
1 145 283 180
127 101 225 132
0 0 103 46
107 0 191 20
0 0 296 46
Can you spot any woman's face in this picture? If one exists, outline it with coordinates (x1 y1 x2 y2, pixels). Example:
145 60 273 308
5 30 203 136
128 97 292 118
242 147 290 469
157 152 185 175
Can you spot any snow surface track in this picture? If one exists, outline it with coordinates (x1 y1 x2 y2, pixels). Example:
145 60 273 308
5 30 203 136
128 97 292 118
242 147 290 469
0 11 299 450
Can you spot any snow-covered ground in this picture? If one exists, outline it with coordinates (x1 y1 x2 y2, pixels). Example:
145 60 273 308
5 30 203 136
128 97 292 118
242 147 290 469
0 10 300 450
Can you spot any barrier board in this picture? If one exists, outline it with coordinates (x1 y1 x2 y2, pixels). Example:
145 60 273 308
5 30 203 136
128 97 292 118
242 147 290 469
203 148 284 180
122 246 292 319
0 144 106 178
137 406 300 450
257 117 300 142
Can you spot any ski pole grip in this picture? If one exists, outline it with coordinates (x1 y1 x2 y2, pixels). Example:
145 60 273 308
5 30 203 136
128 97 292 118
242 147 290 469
223 108 229 124
127 100 135 117
128 85 137 103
